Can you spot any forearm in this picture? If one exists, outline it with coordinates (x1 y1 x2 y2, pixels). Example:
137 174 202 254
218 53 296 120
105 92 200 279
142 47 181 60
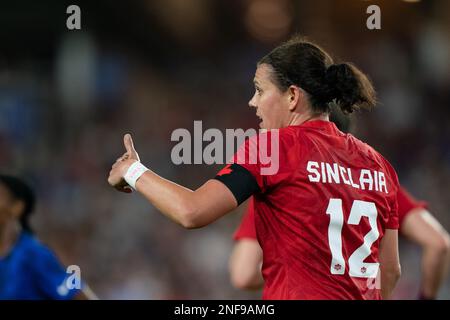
134 170 237 229
135 169 197 228
379 229 401 300
229 241 264 290
400 209 450 299
420 243 450 298
234 264 264 290
380 267 401 299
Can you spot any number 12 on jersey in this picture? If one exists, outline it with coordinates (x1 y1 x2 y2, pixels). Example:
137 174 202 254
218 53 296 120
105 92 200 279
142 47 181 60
326 198 380 278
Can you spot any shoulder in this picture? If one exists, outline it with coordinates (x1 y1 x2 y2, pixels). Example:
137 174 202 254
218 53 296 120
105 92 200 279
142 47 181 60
348 134 394 169
19 233 63 270
17 232 44 256
343 134 399 183
355 137 400 192
347 134 379 157
278 126 303 142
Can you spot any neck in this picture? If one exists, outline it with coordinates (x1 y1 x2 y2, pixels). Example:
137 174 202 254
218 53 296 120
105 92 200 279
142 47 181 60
288 112 329 127
0 221 20 257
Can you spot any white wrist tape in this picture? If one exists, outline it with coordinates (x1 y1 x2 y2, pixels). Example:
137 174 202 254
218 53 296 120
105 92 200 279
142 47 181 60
124 161 149 190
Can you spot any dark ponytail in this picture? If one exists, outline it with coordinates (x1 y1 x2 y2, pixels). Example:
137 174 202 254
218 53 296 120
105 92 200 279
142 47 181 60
258 36 376 114
324 63 376 113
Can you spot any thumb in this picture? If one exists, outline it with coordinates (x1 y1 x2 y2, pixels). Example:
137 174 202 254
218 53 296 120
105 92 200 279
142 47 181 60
124 133 135 154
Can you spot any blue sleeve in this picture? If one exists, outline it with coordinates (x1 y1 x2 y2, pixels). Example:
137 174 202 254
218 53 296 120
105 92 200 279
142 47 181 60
32 246 83 300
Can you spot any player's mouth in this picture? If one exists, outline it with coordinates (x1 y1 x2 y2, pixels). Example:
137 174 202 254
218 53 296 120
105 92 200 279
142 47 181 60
256 113 263 127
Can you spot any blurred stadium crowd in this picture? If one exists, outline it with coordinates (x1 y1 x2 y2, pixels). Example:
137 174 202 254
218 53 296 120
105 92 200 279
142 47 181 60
0 0 449 298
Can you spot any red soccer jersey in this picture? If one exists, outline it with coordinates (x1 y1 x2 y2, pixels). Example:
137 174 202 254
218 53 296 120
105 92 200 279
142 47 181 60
234 187 427 240
224 120 400 300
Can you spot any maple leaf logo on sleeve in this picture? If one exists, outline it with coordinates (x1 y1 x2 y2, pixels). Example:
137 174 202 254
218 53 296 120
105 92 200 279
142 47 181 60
217 164 233 176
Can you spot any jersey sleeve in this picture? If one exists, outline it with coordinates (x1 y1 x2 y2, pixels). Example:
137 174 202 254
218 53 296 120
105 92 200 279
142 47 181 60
214 130 279 205
233 198 257 240
397 186 428 225
33 246 83 300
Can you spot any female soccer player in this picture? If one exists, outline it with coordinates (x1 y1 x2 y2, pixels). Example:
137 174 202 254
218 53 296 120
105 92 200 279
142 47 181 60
229 113 450 300
0 175 96 299
230 190 450 299
108 37 401 299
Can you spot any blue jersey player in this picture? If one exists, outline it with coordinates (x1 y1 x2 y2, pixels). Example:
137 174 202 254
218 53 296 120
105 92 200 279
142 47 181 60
0 175 96 300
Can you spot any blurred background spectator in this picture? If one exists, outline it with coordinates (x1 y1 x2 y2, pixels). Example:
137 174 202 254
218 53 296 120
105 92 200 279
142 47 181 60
0 0 449 299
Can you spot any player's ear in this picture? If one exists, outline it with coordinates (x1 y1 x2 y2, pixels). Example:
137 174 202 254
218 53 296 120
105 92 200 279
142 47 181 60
287 85 302 111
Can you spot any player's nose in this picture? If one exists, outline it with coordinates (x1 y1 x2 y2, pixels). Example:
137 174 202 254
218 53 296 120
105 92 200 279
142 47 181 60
248 94 257 109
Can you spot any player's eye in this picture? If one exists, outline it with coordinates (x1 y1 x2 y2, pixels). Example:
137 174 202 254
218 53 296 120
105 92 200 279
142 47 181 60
255 87 262 95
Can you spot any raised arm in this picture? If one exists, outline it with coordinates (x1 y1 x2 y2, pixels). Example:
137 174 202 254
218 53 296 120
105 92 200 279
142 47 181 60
108 134 238 229
135 174 237 229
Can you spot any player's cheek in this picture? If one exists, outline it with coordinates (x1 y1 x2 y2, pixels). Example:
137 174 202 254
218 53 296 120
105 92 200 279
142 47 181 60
262 97 275 119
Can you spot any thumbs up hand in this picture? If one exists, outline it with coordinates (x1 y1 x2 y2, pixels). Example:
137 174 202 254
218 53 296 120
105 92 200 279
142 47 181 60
123 133 140 162
108 133 141 193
